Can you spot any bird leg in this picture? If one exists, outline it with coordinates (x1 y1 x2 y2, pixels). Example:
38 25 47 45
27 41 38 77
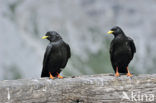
57 73 63 79
115 67 120 77
126 67 133 77
49 72 54 79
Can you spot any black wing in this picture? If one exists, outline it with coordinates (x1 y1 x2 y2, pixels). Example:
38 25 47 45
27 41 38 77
60 43 71 68
110 39 116 62
128 37 136 58
110 40 116 71
66 43 71 58
41 43 53 77
110 41 114 56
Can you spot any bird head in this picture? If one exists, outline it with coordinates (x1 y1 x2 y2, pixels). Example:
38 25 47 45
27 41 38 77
42 31 62 42
107 26 124 36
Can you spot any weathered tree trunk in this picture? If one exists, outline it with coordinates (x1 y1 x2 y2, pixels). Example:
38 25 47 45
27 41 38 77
0 74 156 103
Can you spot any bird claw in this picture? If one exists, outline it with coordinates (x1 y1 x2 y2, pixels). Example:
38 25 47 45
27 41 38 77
49 72 54 79
115 72 120 77
49 77 54 79
58 75 63 79
115 67 120 77
126 73 133 77
49 76 54 79
57 73 63 79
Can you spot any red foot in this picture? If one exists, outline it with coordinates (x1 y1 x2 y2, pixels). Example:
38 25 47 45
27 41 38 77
115 67 120 77
49 72 54 79
57 73 63 79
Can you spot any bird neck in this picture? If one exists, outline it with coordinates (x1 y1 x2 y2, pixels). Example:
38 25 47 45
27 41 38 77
50 38 62 43
49 37 62 42
114 31 126 38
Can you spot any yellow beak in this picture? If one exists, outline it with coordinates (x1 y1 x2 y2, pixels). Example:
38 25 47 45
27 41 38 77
42 36 49 39
107 30 114 34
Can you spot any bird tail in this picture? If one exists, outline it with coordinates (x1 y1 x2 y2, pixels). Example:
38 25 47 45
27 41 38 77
41 67 49 77
118 66 128 73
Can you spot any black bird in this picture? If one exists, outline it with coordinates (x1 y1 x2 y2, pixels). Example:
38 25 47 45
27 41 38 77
107 26 136 77
41 31 71 79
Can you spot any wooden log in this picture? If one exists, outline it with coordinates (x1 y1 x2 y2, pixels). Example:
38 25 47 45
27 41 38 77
0 74 156 103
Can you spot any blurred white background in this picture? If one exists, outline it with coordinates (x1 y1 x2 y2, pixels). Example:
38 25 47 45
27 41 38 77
0 0 156 80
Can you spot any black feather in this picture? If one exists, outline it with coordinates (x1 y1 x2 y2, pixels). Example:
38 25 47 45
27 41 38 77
109 26 136 73
41 31 71 77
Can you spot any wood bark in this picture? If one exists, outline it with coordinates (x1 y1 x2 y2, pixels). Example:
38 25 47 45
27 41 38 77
0 74 156 103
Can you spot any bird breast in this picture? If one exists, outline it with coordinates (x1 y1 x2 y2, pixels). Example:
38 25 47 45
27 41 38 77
114 41 131 55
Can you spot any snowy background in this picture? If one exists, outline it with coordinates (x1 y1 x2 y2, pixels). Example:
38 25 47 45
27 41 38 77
0 0 156 80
